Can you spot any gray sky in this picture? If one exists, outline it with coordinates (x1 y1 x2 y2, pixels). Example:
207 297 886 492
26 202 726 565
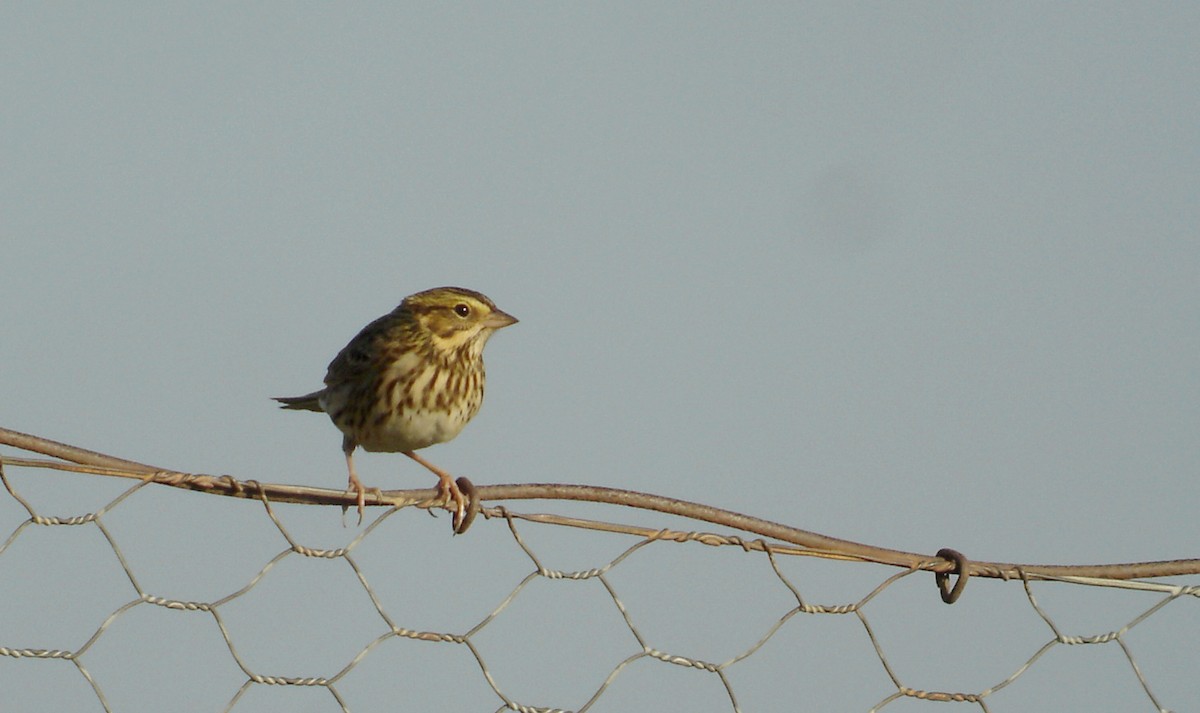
2 4 1198 712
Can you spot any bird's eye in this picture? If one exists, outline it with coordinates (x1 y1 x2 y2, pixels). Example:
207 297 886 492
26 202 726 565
454 303 471 317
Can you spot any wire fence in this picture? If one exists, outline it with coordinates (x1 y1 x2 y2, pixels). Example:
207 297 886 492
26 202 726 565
2 427 1198 712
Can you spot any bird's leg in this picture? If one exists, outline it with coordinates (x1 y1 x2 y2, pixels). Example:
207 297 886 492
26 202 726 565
344 448 367 525
404 451 467 528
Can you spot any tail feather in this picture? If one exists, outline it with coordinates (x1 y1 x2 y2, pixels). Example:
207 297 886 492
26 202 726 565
273 391 325 412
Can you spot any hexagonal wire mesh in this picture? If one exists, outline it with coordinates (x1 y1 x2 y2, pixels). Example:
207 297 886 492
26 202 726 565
2 428 1198 712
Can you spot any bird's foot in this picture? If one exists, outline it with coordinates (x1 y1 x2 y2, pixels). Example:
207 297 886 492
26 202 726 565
344 473 367 526
436 473 467 531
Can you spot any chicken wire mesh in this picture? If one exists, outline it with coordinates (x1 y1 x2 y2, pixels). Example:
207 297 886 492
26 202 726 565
1 429 1198 713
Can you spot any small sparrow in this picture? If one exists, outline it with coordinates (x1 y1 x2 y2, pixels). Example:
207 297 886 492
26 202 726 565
274 287 517 524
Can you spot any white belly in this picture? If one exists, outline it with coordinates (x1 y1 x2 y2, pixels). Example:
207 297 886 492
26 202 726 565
353 407 469 452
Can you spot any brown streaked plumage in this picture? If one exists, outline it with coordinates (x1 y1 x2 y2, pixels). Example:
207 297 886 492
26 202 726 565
274 286 517 525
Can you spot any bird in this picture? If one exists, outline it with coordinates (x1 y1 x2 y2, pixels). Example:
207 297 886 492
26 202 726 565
274 286 517 525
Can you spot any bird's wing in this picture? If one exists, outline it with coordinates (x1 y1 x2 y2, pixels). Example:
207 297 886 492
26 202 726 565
322 312 404 389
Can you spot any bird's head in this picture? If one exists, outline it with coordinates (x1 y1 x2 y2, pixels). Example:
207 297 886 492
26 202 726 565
405 286 518 357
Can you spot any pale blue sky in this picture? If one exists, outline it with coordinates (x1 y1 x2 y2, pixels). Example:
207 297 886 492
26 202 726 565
3 4 1198 712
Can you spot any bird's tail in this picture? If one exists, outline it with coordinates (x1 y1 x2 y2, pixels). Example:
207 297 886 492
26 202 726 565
273 391 325 412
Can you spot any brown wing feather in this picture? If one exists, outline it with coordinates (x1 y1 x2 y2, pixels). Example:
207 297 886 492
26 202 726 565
322 307 411 389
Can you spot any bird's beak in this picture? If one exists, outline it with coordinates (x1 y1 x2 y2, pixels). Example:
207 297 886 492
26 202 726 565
484 309 518 329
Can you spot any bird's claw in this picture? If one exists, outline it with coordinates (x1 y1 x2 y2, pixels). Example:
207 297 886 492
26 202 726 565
436 475 470 533
341 474 369 527
453 477 479 534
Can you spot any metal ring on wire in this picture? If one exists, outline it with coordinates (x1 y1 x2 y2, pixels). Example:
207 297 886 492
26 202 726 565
935 548 970 604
